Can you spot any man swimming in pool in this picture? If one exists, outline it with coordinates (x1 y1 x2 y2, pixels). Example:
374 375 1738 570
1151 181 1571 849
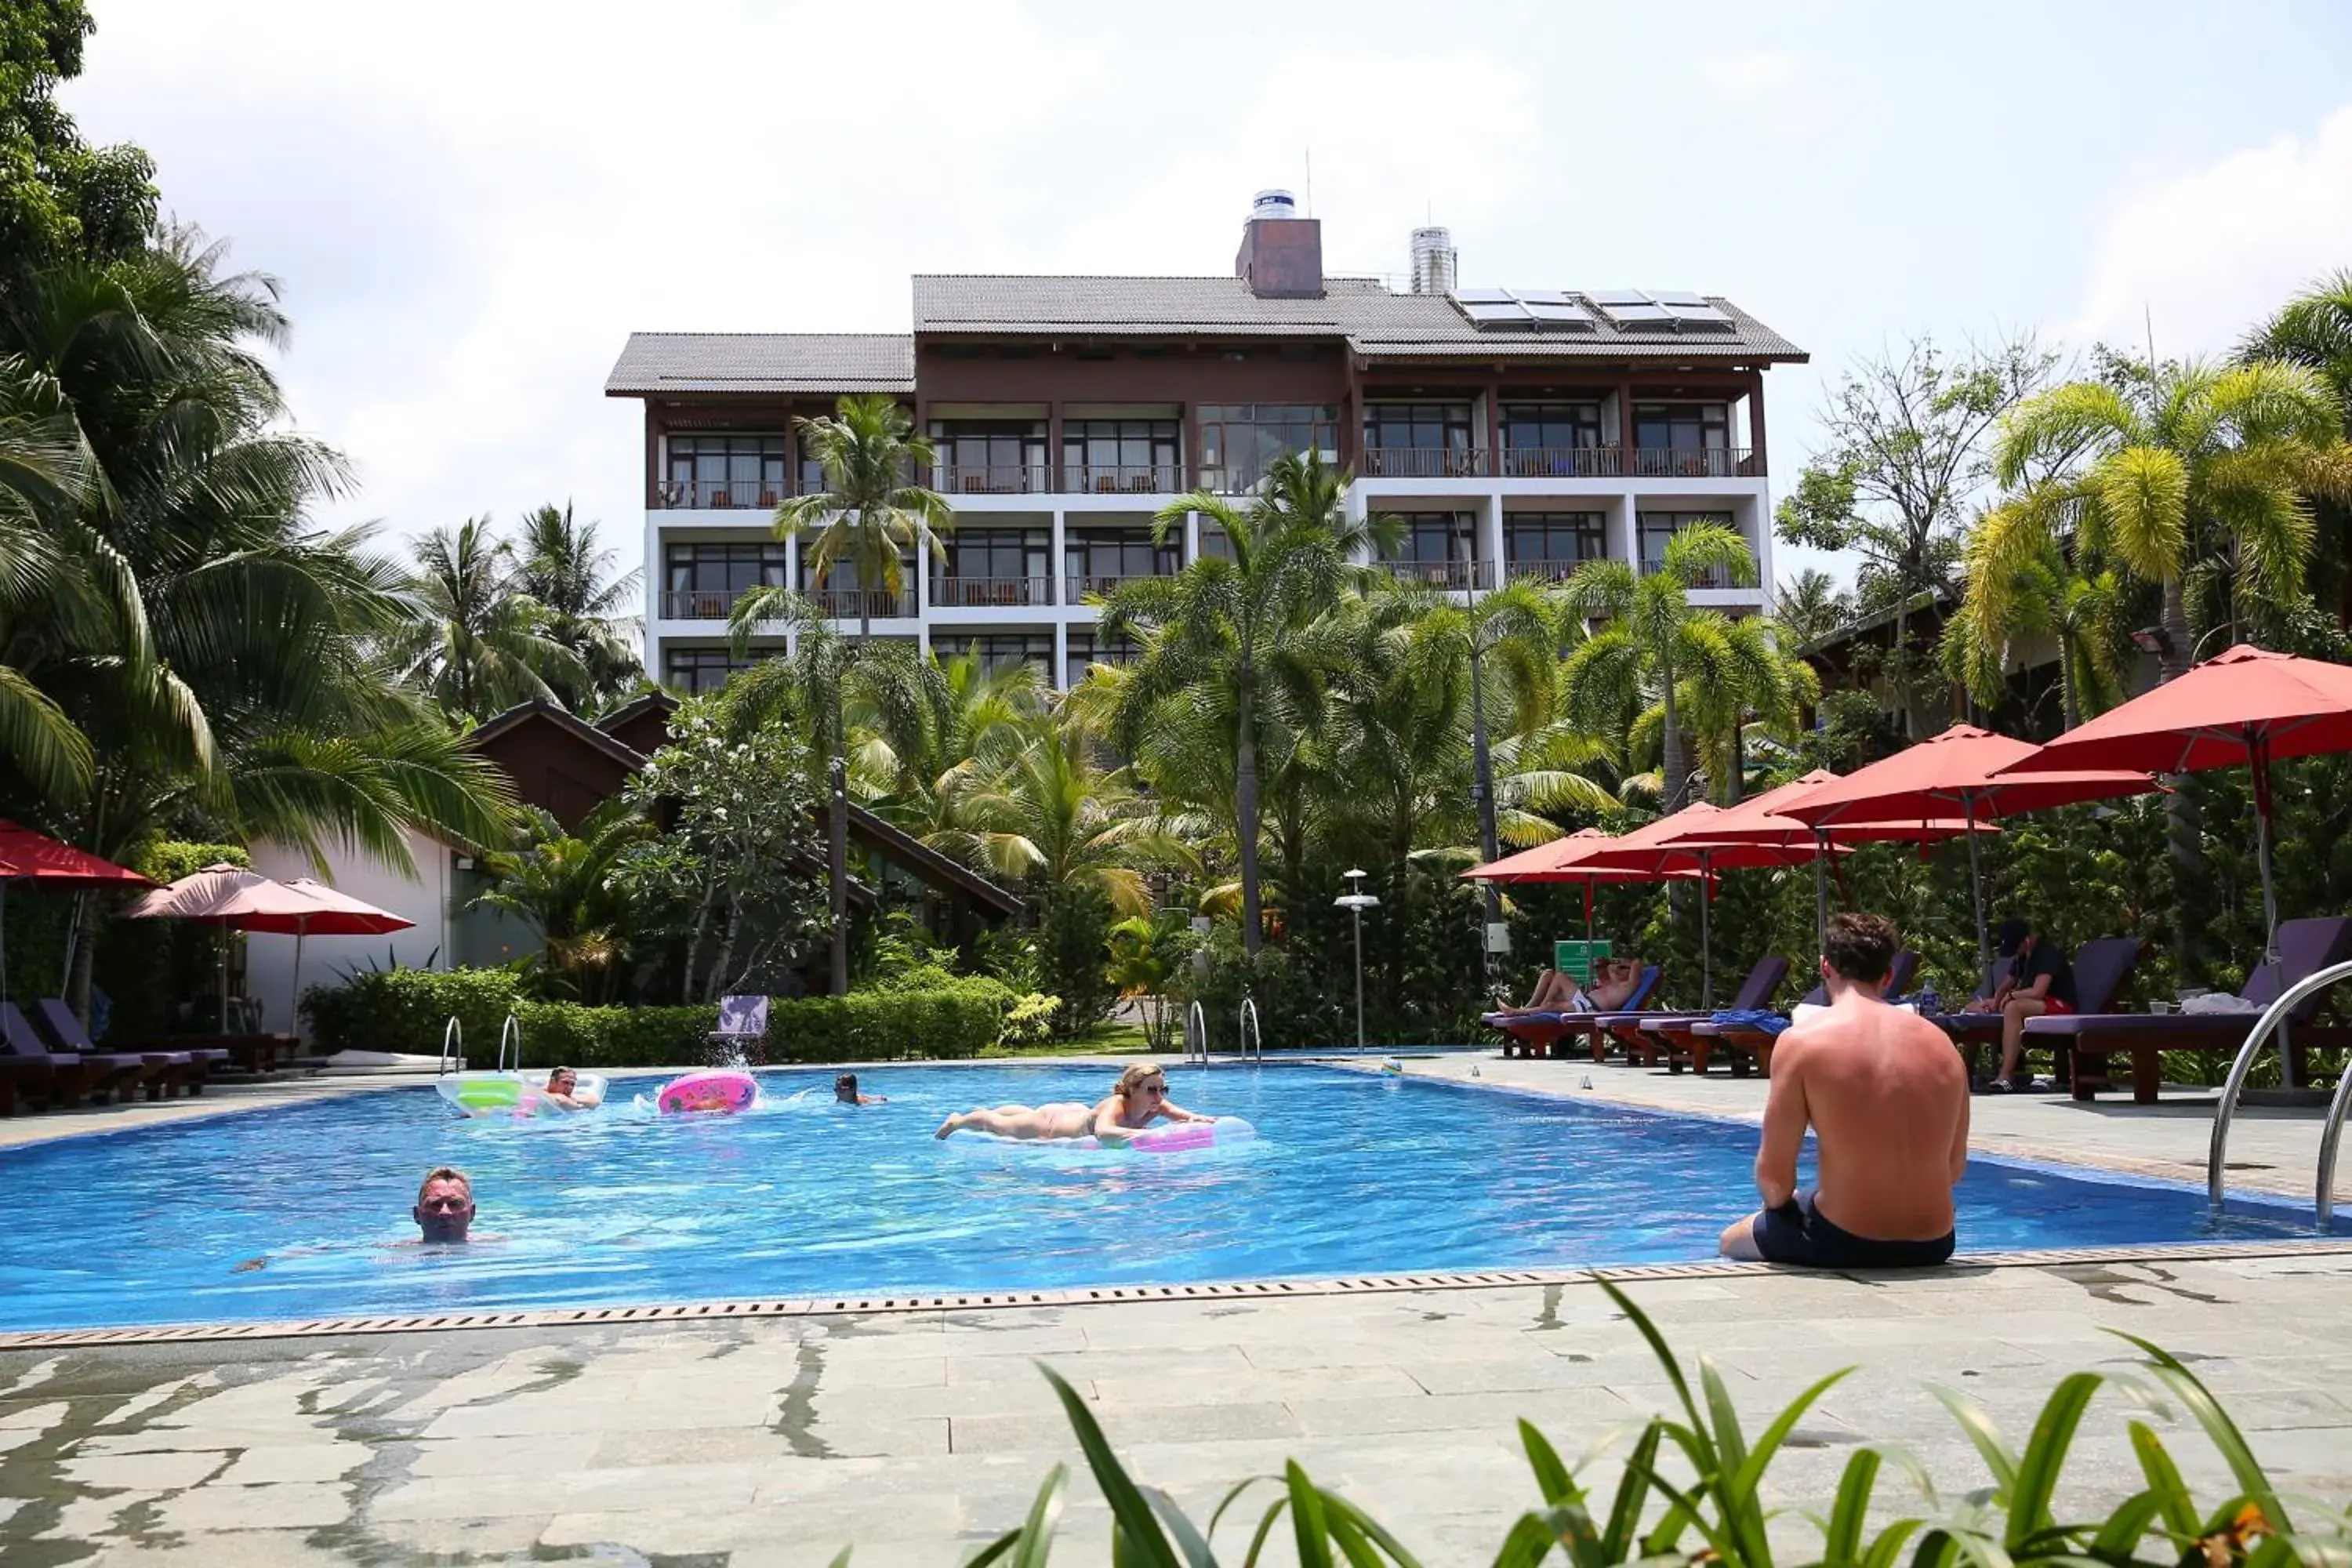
836 1073 887 1105
414 1166 477 1245
934 1062 1208 1144
1718 913 1968 1269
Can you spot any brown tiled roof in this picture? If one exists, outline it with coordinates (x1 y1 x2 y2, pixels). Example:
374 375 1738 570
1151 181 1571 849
605 332 915 395
912 275 1806 362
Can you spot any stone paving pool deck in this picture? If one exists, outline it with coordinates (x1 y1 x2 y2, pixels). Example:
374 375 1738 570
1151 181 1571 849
4 1052 2350 1563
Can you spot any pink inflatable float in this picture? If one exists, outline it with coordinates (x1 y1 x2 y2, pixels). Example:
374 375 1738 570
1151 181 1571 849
1077 1115 1256 1153
656 1069 758 1115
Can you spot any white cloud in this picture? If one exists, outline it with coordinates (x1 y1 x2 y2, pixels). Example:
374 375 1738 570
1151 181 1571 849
1697 49 1808 95
2065 103 2352 360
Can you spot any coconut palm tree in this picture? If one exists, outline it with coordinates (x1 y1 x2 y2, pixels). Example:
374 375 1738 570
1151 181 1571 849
1945 523 2129 731
954 718 1192 916
0 356 101 803
0 230 517 1011
1558 521 1760 811
392 516 587 723
514 501 642 711
1101 451 1374 958
1773 567 1852 647
772 394 953 644
2241 270 2352 626
844 639 1043 842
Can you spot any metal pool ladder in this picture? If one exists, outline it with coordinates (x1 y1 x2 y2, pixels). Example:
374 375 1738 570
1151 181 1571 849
437 1014 463 1076
1185 1001 1209 1066
2206 957 2352 1224
1238 996 1262 1062
498 1012 522 1073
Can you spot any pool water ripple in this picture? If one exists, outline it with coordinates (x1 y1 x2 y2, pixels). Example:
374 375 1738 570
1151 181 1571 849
0 1064 2332 1331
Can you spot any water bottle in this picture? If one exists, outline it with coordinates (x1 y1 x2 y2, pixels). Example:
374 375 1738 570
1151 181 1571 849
1916 985 1941 1018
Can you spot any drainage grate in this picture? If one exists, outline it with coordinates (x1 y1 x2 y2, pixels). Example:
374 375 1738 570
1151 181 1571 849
4 1236 2347 1351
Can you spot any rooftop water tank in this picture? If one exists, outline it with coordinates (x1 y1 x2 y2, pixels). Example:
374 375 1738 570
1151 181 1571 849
1250 189 1299 223
1410 226 1457 295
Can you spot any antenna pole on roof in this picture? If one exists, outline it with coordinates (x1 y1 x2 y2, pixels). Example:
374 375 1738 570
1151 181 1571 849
2143 302 2157 371
1303 148 1312 216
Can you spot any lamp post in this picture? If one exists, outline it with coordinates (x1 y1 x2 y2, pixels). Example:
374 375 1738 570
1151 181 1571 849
1334 868 1381 1054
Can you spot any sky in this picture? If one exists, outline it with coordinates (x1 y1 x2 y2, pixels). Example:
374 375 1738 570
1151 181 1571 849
60 0 2352 599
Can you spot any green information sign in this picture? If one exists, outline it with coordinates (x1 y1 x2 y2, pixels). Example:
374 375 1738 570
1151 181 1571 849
1552 939 1613 986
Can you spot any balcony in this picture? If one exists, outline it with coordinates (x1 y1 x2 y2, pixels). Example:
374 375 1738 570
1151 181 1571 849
1501 557 1601 585
1628 447 1759 479
1062 462 1185 495
1359 448 1490 480
1638 558 1736 590
1493 448 1763 480
658 478 794 510
1380 557 1494 592
804 586 913 619
661 588 771 620
934 462 1050 496
1065 571 1168 602
931 575 1052 609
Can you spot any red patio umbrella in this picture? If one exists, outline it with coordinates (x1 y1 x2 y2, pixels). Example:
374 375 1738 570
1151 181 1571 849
1994 644 2352 981
1777 725 2159 987
1462 827 1700 955
0 820 154 1005
1573 803 1843 1007
1648 770 1989 949
124 865 413 1034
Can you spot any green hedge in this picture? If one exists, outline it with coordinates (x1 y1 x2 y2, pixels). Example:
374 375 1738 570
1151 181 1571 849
303 967 1018 1066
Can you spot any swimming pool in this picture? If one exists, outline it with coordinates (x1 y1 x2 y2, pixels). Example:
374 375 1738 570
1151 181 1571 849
0 1064 2334 1331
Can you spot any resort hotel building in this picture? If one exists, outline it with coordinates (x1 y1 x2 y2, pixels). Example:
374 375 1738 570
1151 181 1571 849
607 194 1809 691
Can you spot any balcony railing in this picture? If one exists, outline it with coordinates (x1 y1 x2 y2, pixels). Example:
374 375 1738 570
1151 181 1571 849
1639 557 1735 590
1359 447 1489 479
1501 557 1604 584
1379 557 1494 591
1491 447 1763 479
658 479 792 509
1062 463 1184 495
1066 571 1167 602
804 587 912 619
934 462 1051 495
662 587 771 620
931 575 1052 608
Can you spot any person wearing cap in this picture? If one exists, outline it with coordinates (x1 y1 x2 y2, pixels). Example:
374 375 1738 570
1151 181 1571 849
1972 917 2077 1092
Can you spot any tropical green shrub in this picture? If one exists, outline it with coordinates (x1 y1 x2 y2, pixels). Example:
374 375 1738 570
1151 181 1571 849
995 990 1060 1047
923 1281 2350 1567
303 967 1018 1064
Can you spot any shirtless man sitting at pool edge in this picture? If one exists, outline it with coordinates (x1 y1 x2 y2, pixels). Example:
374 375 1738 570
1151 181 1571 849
934 1063 1209 1144
1719 912 1969 1269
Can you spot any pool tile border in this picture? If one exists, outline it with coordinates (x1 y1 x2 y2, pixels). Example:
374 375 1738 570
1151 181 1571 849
8 1236 2350 1351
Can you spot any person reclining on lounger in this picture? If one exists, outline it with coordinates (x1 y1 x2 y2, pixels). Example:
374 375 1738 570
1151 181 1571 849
1718 913 1967 1269
934 1062 1209 1144
542 1065 601 1110
1494 958 1644 1014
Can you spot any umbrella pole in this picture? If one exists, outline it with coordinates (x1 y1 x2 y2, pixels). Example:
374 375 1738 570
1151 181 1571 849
1962 787 1992 994
0 881 8 1008
289 924 306 1041
1811 829 1828 954
1700 854 1714 1011
2250 734 2292 1089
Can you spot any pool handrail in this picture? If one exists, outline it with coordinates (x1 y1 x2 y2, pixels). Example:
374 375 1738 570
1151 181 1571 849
2321 1047 2352 1227
437 1015 463 1076
1185 1000 1208 1065
497 1012 521 1075
2208 956 2352 1220
1238 996 1261 1062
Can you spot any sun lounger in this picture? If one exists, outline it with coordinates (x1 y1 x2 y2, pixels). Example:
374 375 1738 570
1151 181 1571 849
1483 966 1661 1060
0 1052 48 1115
1686 951 1923 1077
1628 956 1794 1072
1929 938 2140 1087
0 1001 145 1106
166 1031 294 1075
34 999 216 1099
2026 917 2352 1104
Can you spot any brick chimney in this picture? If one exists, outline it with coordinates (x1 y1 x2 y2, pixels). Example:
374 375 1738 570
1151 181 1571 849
1235 189 1323 299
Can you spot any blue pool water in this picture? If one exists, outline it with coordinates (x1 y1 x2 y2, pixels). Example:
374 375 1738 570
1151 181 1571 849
0 1064 2332 1331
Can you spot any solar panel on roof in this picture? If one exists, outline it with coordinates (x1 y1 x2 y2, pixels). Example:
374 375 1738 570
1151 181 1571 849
1653 290 1708 307
1462 299 1533 325
1604 304 1675 325
1518 290 1575 305
1590 289 1652 306
1664 300 1733 328
1523 299 1595 326
1454 289 1515 304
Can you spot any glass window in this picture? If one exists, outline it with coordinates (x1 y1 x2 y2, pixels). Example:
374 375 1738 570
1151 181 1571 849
928 419 1047 493
1196 522 1234 561
939 632 1054 677
1062 419 1180 492
1639 511 1737 586
664 544 786 618
1362 402 1475 452
935 530 1050 605
1504 514 1606 579
1633 403 1730 450
1066 528 1178 597
1196 404 1338 492
1381 511 1481 588
1065 628 1141 677
665 434 786 507
662 647 757 695
1501 403 1603 449
800 548 916 616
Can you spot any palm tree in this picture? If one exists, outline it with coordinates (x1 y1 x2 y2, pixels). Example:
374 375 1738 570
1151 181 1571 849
0 356 101 802
956 718 1192 916
1439 576 1563 892
1946 524 2129 730
1773 567 1852 647
393 516 587 723
1102 452 1374 958
514 502 642 711
0 230 517 1011
773 394 953 643
845 640 1043 843
2241 270 2352 626
1559 521 1761 811
470 800 652 1001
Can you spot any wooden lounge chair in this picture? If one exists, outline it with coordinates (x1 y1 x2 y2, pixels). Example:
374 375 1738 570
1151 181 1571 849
0 1001 145 1106
1686 950 1922 1077
1630 956 1795 1073
0 1051 49 1115
707 994 770 1066
36 999 219 1099
1483 966 1661 1061
2027 916 2352 1104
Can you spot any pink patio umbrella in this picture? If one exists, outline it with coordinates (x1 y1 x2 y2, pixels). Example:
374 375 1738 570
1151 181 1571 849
123 865 412 1033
